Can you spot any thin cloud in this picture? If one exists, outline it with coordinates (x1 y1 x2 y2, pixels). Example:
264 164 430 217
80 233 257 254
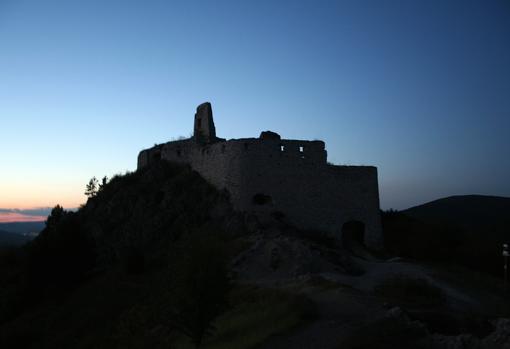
0 207 79 223
0 208 53 216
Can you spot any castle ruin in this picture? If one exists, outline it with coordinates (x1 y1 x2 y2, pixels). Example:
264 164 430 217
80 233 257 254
138 102 383 249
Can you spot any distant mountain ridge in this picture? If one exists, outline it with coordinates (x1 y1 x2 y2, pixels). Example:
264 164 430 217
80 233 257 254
0 222 44 247
0 221 45 235
403 195 510 231
384 194 510 278
0 229 32 246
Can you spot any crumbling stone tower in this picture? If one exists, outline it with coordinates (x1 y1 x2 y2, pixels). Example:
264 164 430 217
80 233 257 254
193 102 217 144
138 102 383 250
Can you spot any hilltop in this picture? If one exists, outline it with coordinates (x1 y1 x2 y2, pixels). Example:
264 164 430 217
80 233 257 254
403 195 510 231
384 195 510 278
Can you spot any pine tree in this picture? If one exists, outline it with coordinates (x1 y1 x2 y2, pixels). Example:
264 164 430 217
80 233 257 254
98 176 108 192
85 177 98 198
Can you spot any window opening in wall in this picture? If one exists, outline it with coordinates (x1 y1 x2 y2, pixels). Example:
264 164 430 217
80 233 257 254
280 145 285 152
197 119 202 129
176 149 181 157
299 146 305 158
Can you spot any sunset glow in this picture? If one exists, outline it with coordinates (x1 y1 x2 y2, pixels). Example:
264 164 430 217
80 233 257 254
0 212 47 223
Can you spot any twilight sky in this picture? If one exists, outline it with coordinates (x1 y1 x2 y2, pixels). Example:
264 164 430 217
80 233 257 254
1 0 509 220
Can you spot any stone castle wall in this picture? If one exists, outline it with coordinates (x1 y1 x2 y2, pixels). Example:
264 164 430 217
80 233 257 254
138 134 382 249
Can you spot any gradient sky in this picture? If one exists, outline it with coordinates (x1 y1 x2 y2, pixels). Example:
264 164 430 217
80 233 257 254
1 0 509 218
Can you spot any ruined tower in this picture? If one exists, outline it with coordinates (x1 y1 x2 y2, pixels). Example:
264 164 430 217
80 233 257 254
193 102 216 143
138 102 383 250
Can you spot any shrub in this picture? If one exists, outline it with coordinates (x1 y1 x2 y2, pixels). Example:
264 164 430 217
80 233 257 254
171 234 231 348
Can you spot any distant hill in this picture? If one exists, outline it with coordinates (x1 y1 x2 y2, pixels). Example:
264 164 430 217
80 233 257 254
0 229 32 247
0 221 45 236
402 195 510 232
384 195 510 277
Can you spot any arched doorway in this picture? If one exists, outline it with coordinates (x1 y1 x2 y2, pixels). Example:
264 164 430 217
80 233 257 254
341 220 366 256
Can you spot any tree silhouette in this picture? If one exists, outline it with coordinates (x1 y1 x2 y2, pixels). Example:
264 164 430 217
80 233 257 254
45 204 67 230
85 177 98 198
173 236 231 348
98 176 108 192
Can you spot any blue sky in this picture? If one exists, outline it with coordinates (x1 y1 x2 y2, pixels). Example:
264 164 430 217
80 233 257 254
0 0 509 212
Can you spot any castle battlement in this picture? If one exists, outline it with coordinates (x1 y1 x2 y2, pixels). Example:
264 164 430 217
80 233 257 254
138 102 383 249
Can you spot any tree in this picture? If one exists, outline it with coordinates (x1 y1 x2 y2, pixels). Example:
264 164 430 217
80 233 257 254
98 176 108 192
29 212 96 288
45 204 67 230
85 177 98 198
172 236 231 348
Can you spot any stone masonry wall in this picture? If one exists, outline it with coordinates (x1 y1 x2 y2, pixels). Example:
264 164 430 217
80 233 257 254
138 136 383 249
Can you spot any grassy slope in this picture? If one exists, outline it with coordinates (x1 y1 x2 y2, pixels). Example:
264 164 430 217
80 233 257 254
0 162 313 349
1 266 313 349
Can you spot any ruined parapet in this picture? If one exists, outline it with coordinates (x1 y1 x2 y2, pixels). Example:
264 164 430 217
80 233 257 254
137 102 384 250
137 144 163 169
193 102 217 144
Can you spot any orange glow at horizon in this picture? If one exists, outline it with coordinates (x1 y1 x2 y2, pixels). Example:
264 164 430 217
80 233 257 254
0 212 47 223
0 180 86 211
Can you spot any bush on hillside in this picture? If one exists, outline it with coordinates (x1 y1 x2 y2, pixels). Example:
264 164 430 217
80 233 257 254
27 210 96 291
171 233 231 348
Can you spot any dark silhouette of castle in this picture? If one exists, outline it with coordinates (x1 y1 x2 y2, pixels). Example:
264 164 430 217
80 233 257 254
138 102 382 249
